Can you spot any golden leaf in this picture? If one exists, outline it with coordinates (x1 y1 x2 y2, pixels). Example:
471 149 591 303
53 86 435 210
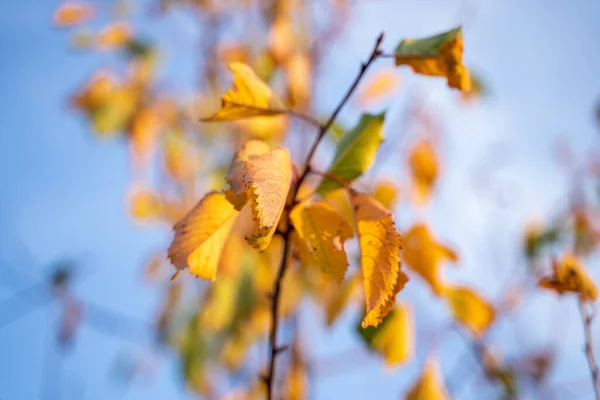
128 189 162 221
395 26 472 92
323 274 360 327
443 285 496 337
167 192 239 281
202 62 287 121
405 358 449 400
353 193 409 328
373 180 399 210
96 22 131 50
409 139 439 203
200 276 238 331
53 2 94 27
286 362 307 400
71 71 117 113
538 253 598 302
286 52 312 110
356 68 401 107
371 304 414 366
290 201 354 284
403 223 458 295
226 139 292 251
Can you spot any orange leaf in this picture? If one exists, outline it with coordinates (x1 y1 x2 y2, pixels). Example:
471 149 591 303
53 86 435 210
53 2 94 27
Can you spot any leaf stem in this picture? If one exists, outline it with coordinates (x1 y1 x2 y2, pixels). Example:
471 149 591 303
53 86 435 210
263 32 385 400
579 299 600 400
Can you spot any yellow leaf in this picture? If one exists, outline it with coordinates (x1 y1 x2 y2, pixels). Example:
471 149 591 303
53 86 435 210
202 62 287 121
443 285 496 337
395 26 472 92
70 71 117 113
53 2 94 27
323 274 360 327
167 192 238 280
226 139 292 251
538 253 598 302
409 139 439 203
405 358 449 400
200 276 238 331
356 68 401 107
286 52 312 110
403 223 458 295
371 304 414 366
129 106 162 161
353 193 409 328
290 201 354 284
128 189 162 221
373 180 399 210
323 188 356 231
286 361 307 400
96 22 131 50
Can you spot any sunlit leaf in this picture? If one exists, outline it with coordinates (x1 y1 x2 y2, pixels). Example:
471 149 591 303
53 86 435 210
394 26 472 92
408 139 439 203
290 201 354 284
318 113 385 195
538 253 598 302
226 139 292 251
96 22 131 50
373 180 399 210
168 192 239 281
129 189 162 221
405 358 449 400
403 223 458 295
442 285 495 337
358 304 414 366
353 193 408 328
53 2 94 27
202 62 287 121
356 68 401 107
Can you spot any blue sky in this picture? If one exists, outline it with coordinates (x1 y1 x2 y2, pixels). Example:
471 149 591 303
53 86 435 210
1 0 600 399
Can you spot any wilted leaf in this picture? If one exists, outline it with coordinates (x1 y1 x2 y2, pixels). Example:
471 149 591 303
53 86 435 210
356 68 401 107
226 139 292 251
405 358 449 400
357 304 414 366
202 62 287 121
443 285 495 337
395 26 471 92
167 192 239 281
403 224 458 295
318 113 385 195
409 139 439 203
538 253 598 302
290 201 354 284
352 193 408 328
53 2 94 27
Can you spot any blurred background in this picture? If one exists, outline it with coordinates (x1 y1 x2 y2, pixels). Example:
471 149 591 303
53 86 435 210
1 0 600 399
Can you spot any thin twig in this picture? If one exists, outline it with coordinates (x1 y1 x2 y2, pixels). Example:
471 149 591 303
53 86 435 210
578 300 600 400
286 110 321 128
263 32 385 400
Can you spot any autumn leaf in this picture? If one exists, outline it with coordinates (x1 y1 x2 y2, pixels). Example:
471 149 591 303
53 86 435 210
167 192 239 281
201 62 287 121
225 139 292 251
200 276 238 331
403 224 458 294
358 304 414 366
394 26 472 92
356 68 401 107
323 275 360 327
318 113 385 195
409 139 439 203
405 358 449 400
443 285 496 337
128 189 162 221
352 193 408 328
538 253 598 302
286 52 312 110
373 180 399 210
290 201 354 284
96 22 131 50
53 2 94 27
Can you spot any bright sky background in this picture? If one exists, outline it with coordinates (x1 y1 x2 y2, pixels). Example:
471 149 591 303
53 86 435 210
1 0 600 399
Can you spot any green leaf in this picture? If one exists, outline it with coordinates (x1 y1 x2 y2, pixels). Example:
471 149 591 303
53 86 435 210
394 27 462 58
317 112 385 195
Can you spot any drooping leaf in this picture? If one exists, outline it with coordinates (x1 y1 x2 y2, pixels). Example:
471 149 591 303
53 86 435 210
357 304 414 367
403 223 458 295
318 113 385 195
352 193 408 328
53 2 95 27
538 253 598 302
201 62 287 121
167 192 239 281
442 285 495 337
225 139 293 251
408 139 439 203
394 26 472 92
405 358 449 400
290 201 354 284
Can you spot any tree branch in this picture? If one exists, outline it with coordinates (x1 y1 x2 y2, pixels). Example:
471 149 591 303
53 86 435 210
263 32 385 400
579 300 600 400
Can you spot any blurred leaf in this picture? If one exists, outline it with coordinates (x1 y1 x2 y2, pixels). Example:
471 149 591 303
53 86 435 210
129 190 162 221
356 68 401 107
373 180 399 210
405 358 449 400
201 62 287 121
168 192 239 281
394 26 471 92
538 253 598 302
96 22 132 50
442 285 495 337
226 139 292 251
290 201 353 284
53 2 94 27
352 192 408 328
286 52 312 110
318 113 385 195
408 139 439 204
